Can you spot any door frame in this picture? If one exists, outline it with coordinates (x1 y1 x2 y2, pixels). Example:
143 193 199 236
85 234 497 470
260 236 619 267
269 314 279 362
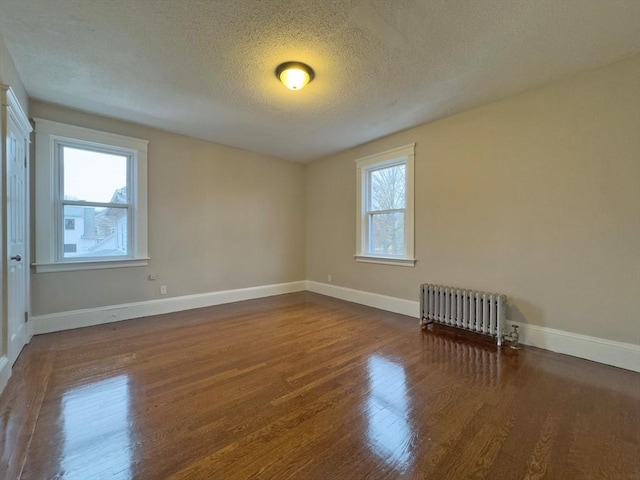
1 85 32 370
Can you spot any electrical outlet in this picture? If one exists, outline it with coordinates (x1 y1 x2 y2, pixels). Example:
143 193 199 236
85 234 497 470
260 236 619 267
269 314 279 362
328 274 332 282
160 285 167 295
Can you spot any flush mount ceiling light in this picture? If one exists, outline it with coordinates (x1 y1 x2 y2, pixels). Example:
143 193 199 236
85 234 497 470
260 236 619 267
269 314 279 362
275 62 315 90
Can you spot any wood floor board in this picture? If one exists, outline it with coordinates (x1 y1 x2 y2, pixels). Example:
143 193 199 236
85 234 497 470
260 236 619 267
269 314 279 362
1 291 638 479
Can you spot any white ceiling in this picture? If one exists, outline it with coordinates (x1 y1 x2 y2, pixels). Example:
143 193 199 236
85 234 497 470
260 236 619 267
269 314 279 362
1 0 639 162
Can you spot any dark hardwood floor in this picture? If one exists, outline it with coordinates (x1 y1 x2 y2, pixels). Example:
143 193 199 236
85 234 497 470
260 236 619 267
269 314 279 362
1 292 638 479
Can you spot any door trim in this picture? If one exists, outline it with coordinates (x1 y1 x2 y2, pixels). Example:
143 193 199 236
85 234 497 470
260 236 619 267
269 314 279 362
2 85 32 369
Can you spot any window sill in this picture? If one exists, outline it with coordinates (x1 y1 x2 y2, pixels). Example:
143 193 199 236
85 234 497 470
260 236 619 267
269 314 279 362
354 255 416 267
33 257 150 273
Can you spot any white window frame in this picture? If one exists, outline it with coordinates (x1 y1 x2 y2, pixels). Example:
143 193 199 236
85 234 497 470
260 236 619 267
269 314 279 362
33 119 149 273
355 143 416 267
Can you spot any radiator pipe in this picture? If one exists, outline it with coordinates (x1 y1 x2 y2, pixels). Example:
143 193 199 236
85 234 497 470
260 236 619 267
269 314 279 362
502 324 521 349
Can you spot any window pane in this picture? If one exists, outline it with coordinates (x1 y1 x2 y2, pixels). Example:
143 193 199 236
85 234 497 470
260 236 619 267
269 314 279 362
63 205 128 258
63 146 128 203
370 164 406 211
369 212 405 256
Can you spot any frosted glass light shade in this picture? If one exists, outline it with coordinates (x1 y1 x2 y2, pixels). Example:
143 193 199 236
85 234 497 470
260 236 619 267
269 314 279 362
280 68 309 90
276 62 315 90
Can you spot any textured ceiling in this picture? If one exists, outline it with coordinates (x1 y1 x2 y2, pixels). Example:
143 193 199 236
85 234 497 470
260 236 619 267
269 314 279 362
1 0 639 162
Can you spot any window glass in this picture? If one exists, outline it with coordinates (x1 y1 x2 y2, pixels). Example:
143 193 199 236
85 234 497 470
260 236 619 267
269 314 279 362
369 164 406 211
62 205 128 258
63 146 128 203
369 211 405 256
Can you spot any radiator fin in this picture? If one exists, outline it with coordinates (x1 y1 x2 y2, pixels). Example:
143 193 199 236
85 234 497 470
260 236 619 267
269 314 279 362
420 284 506 346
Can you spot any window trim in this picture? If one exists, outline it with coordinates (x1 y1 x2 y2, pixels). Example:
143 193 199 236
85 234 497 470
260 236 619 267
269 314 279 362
34 118 149 273
355 143 416 267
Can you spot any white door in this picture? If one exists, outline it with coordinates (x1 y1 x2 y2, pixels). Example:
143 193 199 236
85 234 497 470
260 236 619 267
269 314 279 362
7 115 28 365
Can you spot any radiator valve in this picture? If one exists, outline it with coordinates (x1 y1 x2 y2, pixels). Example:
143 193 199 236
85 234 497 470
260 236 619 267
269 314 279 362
502 324 521 349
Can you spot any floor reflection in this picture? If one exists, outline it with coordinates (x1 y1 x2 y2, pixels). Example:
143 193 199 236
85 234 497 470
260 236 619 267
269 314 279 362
61 375 132 480
421 329 504 386
366 355 412 472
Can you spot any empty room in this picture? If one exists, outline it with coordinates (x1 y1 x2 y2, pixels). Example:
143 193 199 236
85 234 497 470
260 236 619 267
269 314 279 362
0 1 639 479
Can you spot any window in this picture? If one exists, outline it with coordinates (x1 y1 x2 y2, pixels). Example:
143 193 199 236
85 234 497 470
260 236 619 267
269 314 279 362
355 144 415 267
34 119 149 272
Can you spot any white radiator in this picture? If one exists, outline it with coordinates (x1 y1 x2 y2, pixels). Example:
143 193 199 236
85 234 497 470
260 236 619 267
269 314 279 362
420 284 506 346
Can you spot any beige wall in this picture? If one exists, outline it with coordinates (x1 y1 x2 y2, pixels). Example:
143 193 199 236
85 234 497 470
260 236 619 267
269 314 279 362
0 35 29 113
25 55 640 345
30 101 307 315
307 55 640 345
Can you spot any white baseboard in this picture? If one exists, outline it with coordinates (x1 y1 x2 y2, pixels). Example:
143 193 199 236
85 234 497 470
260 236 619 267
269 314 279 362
307 281 640 372
306 281 420 318
31 281 307 335
0 356 11 396
510 321 640 373
28 279 640 373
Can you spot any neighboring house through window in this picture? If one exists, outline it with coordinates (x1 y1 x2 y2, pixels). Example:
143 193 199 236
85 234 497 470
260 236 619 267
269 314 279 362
34 119 149 272
355 143 416 267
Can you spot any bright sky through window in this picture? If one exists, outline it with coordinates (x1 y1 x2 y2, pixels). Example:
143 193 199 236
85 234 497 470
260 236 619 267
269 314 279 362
63 147 127 203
